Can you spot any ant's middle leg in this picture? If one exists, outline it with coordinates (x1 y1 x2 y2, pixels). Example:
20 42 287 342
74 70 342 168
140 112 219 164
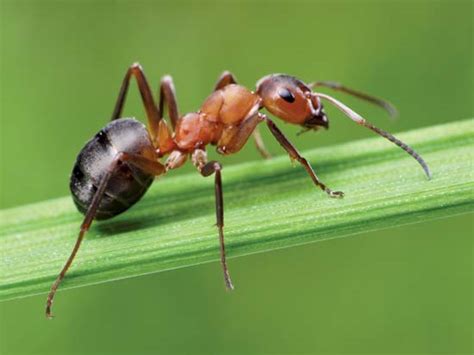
154 76 181 155
192 149 234 291
213 71 271 159
157 75 180 130
264 115 344 198
214 70 237 91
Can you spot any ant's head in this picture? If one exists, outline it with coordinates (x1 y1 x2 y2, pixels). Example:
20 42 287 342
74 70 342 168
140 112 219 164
256 74 328 130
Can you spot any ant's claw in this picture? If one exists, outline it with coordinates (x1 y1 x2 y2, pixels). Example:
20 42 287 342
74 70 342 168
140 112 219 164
327 190 344 198
46 312 54 320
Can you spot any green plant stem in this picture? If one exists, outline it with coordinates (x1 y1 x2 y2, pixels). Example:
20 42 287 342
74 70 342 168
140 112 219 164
1 119 473 302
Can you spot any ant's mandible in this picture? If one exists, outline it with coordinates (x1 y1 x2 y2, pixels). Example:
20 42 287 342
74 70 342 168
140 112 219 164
45 63 431 318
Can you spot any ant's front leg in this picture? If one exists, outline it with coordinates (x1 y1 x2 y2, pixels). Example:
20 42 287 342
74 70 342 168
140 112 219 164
192 149 234 291
216 107 264 155
264 115 344 198
214 71 272 159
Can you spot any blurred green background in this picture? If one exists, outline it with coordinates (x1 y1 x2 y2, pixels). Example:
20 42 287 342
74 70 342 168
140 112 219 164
0 0 472 354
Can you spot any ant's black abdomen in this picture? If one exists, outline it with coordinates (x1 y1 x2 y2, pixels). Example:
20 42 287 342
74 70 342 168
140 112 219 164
70 118 155 220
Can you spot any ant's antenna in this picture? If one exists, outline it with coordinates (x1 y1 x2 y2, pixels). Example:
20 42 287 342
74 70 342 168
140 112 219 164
313 92 431 179
309 81 399 118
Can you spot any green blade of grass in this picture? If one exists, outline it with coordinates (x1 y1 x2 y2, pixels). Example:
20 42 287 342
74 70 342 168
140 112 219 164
1 119 473 302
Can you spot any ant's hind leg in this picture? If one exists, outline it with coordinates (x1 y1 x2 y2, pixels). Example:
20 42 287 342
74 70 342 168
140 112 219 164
45 152 165 319
46 154 123 319
192 149 234 291
264 116 344 198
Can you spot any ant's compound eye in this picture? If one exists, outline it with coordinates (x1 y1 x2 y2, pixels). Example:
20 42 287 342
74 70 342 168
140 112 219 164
278 88 295 103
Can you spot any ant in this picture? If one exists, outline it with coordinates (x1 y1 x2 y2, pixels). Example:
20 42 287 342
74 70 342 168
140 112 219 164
45 63 431 318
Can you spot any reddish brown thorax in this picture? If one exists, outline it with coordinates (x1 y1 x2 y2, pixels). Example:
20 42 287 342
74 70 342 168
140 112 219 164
201 84 260 124
160 84 261 155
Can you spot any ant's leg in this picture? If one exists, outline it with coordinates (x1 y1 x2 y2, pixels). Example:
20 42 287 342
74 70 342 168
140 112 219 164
46 154 122 319
157 75 180 130
121 152 167 175
214 71 237 91
217 108 264 155
46 152 165 319
252 126 272 159
192 149 234 291
214 71 272 158
154 78 179 156
309 81 398 117
264 115 344 198
111 63 161 144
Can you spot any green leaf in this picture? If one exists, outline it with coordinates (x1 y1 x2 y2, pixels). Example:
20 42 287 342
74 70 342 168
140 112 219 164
1 119 473 302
